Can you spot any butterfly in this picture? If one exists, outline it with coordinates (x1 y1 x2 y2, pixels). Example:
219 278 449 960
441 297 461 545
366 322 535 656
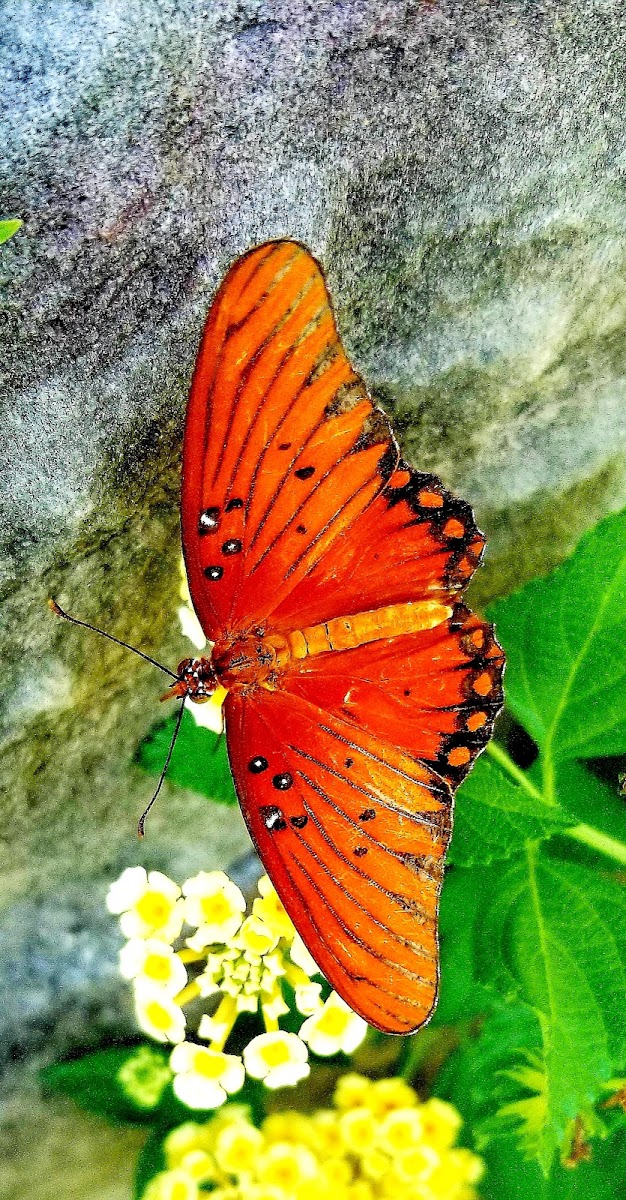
170 240 504 1034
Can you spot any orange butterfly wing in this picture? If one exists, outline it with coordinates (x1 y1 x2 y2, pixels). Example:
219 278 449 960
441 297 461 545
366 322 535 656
225 686 451 1034
181 239 504 1033
182 240 398 640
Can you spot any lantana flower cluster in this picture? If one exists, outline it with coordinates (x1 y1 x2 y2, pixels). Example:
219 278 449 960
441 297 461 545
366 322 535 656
107 866 367 1108
141 1074 484 1200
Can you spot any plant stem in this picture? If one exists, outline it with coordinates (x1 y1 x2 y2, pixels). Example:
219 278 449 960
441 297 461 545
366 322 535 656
565 823 626 868
486 741 626 867
486 741 544 802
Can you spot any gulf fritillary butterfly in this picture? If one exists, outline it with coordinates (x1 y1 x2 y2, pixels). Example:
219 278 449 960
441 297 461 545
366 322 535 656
163 239 505 1035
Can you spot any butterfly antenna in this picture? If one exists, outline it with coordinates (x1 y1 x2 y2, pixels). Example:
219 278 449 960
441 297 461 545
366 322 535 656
137 698 186 838
48 598 177 680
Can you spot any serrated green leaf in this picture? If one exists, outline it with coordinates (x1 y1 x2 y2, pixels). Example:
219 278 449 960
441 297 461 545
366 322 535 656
136 710 236 805
475 849 626 1171
41 1045 170 1124
0 218 22 244
449 756 572 867
488 507 626 764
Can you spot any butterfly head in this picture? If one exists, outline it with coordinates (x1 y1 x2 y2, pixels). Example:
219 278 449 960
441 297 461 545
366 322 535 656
160 656 218 703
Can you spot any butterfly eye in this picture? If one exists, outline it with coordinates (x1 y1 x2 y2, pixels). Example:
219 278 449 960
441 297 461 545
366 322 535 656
248 756 269 774
204 565 224 580
222 539 243 555
225 498 244 512
294 466 315 480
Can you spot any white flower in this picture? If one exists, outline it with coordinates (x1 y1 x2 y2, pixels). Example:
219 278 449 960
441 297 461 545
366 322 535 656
107 867 184 943
294 980 323 1016
177 604 207 651
187 687 228 735
298 992 367 1057
119 939 188 995
183 871 246 946
234 914 279 957
170 1042 245 1110
243 1031 310 1089
289 933 320 977
135 984 186 1044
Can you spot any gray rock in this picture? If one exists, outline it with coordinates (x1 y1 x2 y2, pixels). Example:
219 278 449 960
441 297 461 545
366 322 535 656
2 0 626 1193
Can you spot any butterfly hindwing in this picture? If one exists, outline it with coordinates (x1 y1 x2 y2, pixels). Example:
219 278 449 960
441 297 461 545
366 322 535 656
225 687 452 1034
280 605 504 790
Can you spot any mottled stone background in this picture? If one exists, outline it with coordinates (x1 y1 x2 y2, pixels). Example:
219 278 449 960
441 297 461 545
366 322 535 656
2 0 626 1195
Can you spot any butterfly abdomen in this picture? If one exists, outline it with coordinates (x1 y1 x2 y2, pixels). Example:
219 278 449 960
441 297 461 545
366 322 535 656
283 600 454 659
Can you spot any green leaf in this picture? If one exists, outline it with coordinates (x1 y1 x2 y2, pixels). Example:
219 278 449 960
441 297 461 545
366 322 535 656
433 863 495 1024
488 507 626 765
136 710 237 805
555 760 626 845
479 1122 626 1200
134 1129 166 1200
0 218 22 244
449 755 572 867
41 1045 171 1124
475 848 626 1172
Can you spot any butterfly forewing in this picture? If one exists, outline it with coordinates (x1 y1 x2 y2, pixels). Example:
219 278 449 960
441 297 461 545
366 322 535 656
182 241 398 640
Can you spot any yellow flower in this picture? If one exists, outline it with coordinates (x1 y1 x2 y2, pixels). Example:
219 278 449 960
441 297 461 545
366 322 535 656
120 939 188 995
214 1119 264 1176
164 1122 213 1167
252 876 295 941
360 1149 391 1181
117 1045 171 1108
419 1097 463 1150
321 1156 353 1187
368 1077 419 1115
177 1150 217 1184
299 992 367 1057
309 1110 344 1156
142 1168 199 1200
334 1073 374 1111
135 985 186 1044
339 1107 377 1155
235 914 279 957
346 1184 374 1200
377 1107 425 1153
429 1147 484 1193
394 1143 440 1183
262 1112 315 1145
243 1031 310 1089
183 871 246 946
170 1042 245 1109
256 1142 318 1190
107 867 184 943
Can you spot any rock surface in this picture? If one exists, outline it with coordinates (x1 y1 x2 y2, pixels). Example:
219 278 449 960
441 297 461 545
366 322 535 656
2 0 626 1194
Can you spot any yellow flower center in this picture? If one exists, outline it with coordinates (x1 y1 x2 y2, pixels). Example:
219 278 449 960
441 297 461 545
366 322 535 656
193 1051 226 1080
317 1008 349 1037
261 1041 291 1068
136 891 172 926
145 999 173 1031
200 894 233 923
145 954 172 982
